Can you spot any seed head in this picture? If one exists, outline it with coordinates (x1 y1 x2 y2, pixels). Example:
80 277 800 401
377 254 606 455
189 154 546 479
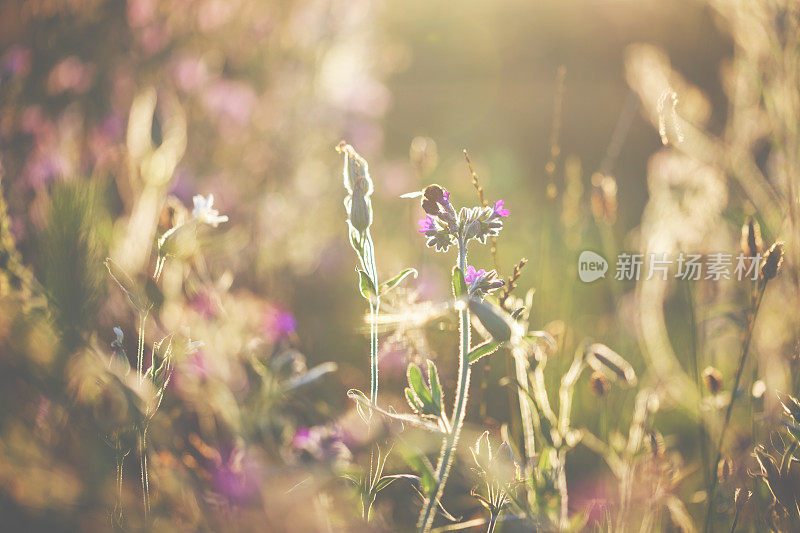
734 488 752 510
760 241 785 282
702 366 723 395
740 216 763 257
717 457 733 482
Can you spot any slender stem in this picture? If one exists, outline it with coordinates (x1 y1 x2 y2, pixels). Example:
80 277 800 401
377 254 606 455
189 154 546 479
486 512 499 533
704 282 767 532
556 448 569 529
113 445 125 525
362 231 380 406
139 428 150 519
730 507 740 533
685 281 710 492
137 311 147 386
418 240 471 532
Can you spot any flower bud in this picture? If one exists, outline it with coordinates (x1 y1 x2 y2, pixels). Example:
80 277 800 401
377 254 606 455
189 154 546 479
346 194 373 234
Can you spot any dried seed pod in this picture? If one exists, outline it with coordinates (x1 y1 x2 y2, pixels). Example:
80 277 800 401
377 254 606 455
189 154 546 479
777 391 800 423
760 241 785 282
717 457 733 482
590 172 618 225
734 488 752 510
589 372 610 397
702 366 723 394
740 216 763 257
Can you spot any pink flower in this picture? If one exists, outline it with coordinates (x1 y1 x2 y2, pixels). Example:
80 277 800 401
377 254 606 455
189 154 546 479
493 199 510 218
418 215 435 234
464 265 486 284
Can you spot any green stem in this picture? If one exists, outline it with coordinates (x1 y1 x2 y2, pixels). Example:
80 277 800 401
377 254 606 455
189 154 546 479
704 282 767 532
362 231 380 406
417 240 471 532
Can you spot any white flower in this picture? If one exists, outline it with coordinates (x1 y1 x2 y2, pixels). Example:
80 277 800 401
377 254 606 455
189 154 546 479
192 194 228 228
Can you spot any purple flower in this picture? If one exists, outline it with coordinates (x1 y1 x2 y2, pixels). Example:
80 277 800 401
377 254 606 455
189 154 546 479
464 265 486 284
291 425 351 464
493 199 510 218
442 189 451 206
263 305 297 341
418 215 435 233
211 447 260 503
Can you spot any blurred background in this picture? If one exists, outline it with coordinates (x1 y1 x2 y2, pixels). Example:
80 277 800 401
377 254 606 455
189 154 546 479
1 0 798 530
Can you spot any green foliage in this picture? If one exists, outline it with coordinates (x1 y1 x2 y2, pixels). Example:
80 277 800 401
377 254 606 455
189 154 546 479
38 182 105 350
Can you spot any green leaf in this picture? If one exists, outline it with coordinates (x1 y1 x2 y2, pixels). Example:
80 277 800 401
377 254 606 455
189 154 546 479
380 268 418 295
355 268 377 301
468 340 502 364
404 387 423 413
407 363 432 405
104 258 148 313
469 299 513 342
452 266 468 299
426 360 442 410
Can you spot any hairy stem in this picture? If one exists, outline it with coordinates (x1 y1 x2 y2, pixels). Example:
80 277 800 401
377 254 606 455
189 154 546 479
417 241 471 532
139 428 150 519
704 282 767 532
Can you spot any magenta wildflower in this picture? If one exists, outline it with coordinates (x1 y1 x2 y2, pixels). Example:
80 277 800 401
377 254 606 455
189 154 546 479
464 265 486 284
263 305 297 341
493 199 510 218
418 215 435 233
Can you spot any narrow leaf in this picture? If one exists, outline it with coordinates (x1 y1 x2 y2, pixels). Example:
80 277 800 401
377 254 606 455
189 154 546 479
426 360 442 411
104 258 148 313
468 340 502 364
380 268 418 295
